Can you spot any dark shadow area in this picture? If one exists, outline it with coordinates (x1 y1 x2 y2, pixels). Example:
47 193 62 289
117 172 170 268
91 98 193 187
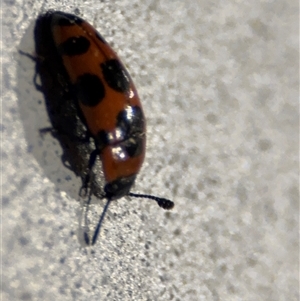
16 18 106 246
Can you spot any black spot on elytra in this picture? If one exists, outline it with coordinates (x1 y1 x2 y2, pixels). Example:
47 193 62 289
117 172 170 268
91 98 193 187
95 130 108 151
117 106 144 134
101 59 130 93
117 106 145 157
75 74 105 107
51 12 84 26
122 136 144 157
95 32 107 44
57 36 90 56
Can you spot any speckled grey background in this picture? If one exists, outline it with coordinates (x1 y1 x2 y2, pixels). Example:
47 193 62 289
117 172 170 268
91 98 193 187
2 1 298 300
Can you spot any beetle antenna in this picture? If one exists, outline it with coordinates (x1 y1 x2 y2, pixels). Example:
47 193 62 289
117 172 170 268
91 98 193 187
91 198 112 245
89 194 173 245
129 193 174 210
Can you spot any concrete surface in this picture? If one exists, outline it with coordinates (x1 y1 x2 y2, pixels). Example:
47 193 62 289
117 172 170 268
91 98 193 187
2 0 298 300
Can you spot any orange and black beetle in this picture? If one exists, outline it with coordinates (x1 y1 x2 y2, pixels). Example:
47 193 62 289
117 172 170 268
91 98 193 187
25 11 174 244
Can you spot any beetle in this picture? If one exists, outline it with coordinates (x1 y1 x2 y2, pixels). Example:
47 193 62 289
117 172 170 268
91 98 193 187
22 11 174 245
